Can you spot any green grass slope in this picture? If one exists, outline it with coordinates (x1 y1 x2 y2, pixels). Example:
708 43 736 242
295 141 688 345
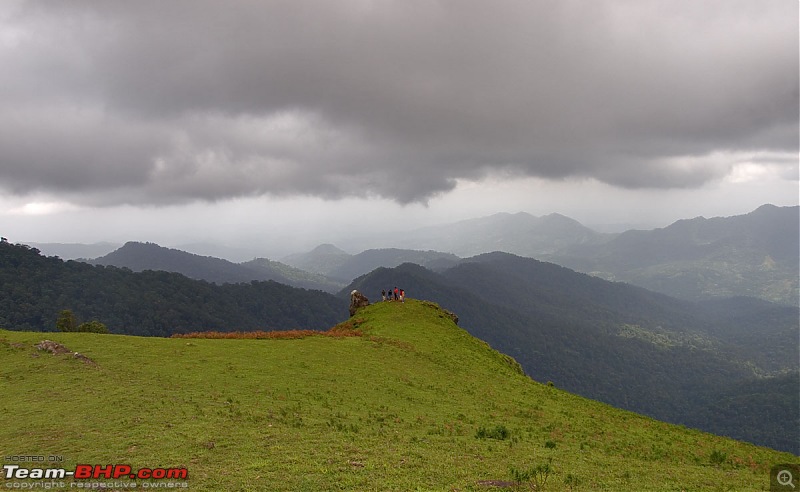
1 300 795 491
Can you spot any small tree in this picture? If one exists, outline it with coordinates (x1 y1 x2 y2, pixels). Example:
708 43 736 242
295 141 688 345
56 310 76 332
56 310 108 334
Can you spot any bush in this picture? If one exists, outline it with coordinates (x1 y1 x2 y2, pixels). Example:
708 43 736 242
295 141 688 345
510 459 552 489
76 320 109 334
709 449 727 466
475 424 510 440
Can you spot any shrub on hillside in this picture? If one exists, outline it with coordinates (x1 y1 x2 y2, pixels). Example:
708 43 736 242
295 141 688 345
475 424 510 440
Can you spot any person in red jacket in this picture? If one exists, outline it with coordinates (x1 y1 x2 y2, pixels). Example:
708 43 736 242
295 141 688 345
393 287 399 301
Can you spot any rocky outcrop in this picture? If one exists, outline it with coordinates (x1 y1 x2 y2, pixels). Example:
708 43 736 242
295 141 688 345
442 309 459 325
420 300 459 325
349 290 369 316
36 339 72 355
36 340 96 365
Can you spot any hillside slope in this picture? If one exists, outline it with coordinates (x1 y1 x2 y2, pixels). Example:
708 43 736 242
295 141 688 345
344 259 799 453
0 301 794 491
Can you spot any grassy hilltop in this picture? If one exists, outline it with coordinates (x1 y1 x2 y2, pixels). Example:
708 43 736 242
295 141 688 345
1 299 795 490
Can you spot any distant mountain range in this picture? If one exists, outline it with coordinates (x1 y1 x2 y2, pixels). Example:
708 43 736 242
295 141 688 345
27 241 120 260
91 241 344 293
282 245 459 281
343 253 799 453
87 242 462 293
26 204 798 305
546 204 799 306
388 211 606 257
289 203 798 305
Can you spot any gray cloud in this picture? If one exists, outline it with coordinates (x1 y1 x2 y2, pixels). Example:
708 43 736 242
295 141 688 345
0 0 796 205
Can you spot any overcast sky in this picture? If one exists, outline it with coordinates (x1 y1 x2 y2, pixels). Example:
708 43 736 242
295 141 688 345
1 0 797 256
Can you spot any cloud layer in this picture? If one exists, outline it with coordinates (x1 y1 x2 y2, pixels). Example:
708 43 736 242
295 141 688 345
1 0 797 205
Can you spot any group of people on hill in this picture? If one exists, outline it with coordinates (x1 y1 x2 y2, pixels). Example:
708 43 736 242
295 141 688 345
382 287 405 303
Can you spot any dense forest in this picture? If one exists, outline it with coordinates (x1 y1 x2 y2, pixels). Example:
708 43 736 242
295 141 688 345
0 241 346 337
685 372 800 455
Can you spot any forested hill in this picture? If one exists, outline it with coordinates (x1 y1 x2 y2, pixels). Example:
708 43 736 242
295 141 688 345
92 241 343 293
0 241 346 337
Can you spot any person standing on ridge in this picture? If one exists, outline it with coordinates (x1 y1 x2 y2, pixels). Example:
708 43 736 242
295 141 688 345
400 289 405 303
381 289 386 301
393 287 399 301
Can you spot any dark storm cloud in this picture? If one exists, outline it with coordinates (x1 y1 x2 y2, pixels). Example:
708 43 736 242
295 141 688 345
0 0 796 205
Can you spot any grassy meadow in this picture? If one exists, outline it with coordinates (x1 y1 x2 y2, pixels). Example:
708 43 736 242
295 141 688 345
1 299 796 490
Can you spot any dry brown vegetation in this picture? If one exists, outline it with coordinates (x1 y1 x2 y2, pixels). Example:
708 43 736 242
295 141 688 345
171 319 364 340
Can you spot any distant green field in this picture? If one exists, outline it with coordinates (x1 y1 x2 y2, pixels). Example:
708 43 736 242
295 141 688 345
1 300 795 490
